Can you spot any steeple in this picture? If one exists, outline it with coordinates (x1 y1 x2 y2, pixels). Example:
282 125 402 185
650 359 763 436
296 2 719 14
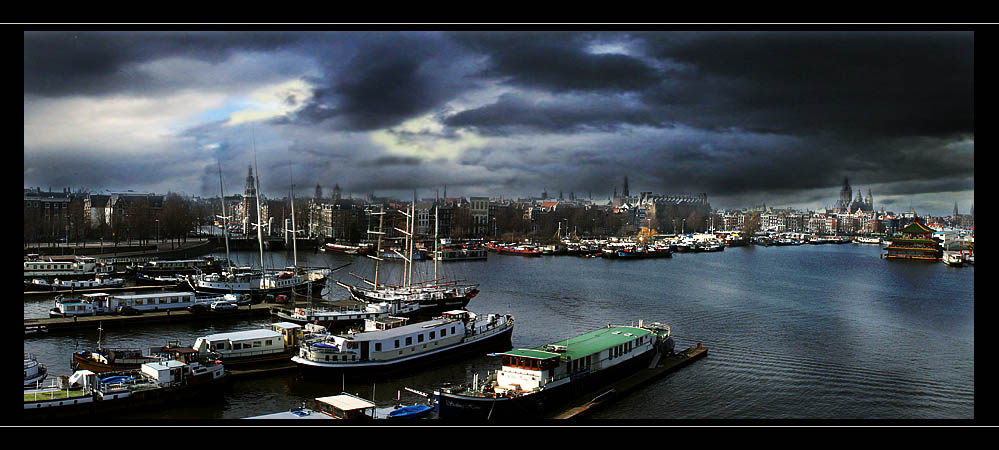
622 176 630 198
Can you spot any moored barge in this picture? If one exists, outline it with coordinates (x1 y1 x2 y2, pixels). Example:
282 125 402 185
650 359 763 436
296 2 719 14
434 320 674 420
292 310 514 379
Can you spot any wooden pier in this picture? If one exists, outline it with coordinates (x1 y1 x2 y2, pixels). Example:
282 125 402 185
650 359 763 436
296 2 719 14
24 285 178 298
23 305 276 333
548 345 708 419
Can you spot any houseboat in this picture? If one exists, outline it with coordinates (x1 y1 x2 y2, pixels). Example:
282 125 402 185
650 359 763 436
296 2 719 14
293 310 514 379
24 353 228 419
276 300 421 327
129 257 225 275
72 340 205 374
434 247 488 261
23 256 113 279
25 276 125 292
435 321 674 420
49 291 239 317
135 272 187 287
190 322 305 367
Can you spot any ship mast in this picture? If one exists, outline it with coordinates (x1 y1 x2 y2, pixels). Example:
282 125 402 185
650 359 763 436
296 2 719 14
409 191 416 287
216 158 231 273
252 129 265 275
366 204 385 290
434 190 439 281
290 175 298 269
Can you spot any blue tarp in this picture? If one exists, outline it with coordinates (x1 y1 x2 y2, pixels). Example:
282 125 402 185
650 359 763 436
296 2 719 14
387 404 432 418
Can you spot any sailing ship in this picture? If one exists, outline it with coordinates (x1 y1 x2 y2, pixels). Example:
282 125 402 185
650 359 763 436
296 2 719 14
338 196 480 314
435 321 674 420
186 159 336 301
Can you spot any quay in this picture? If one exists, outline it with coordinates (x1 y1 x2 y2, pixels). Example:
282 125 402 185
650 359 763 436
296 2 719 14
24 285 177 297
548 344 708 419
24 305 275 333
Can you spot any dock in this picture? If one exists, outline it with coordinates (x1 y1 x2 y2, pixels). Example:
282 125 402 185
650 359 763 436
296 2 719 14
24 285 178 298
24 305 276 333
548 345 708 419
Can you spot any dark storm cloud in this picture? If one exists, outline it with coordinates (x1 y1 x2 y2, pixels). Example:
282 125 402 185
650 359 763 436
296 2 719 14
450 31 661 93
443 92 670 135
638 31 974 139
24 30 974 216
24 31 307 96
289 33 481 131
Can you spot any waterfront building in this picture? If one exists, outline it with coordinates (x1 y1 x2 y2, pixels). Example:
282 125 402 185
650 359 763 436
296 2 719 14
884 221 942 261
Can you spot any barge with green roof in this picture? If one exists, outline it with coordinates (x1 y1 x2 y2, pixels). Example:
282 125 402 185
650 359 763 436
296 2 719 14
434 320 674 420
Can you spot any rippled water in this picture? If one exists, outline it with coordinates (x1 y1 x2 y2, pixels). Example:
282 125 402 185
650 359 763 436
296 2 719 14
23 243 974 420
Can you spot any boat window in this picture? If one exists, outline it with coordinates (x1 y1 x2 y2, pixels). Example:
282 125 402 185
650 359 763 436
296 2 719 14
418 334 424 343
429 331 435 339
441 329 446 337
253 341 262 348
394 339 400 348
405 337 412 346
375 343 382 352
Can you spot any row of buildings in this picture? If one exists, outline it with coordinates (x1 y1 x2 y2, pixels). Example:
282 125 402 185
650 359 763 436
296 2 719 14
26 175 972 246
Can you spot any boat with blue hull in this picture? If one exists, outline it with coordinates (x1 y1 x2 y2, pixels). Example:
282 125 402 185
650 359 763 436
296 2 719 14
434 321 673 420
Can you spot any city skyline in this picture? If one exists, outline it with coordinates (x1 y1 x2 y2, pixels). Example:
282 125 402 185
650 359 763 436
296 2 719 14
24 29 974 216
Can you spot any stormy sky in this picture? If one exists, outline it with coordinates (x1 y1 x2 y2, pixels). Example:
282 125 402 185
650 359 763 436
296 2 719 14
23 29 974 216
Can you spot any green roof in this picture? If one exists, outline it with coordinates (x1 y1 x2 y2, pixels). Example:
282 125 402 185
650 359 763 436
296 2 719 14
503 326 653 361
900 221 934 234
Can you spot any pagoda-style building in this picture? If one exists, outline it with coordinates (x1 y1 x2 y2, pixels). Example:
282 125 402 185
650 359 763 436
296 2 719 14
884 221 942 261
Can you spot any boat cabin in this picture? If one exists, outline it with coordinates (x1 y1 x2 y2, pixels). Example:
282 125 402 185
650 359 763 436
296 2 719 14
192 323 303 359
314 393 377 419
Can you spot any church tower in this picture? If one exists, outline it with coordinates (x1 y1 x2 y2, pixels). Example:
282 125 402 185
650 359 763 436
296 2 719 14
623 176 630 198
242 165 258 227
838 177 852 212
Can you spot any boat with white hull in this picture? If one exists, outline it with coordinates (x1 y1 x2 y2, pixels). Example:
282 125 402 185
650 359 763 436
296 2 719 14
292 310 514 379
49 291 241 317
25 276 125 292
24 353 48 388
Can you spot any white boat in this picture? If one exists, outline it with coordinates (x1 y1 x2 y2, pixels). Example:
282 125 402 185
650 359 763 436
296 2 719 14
293 310 514 378
49 291 240 317
943 251 964 267
24 353 48 388
26 276 125 291
276 300 422 326
190 322 304 367
23 256 113 279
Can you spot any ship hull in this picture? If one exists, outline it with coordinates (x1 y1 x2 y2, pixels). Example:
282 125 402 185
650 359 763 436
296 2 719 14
294 324 513 380
436 346 657 420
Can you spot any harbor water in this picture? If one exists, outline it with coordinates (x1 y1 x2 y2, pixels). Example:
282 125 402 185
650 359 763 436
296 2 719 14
23 243 974 420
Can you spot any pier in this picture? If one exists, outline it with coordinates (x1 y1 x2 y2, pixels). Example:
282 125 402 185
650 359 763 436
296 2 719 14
24 305 275 333
548 345 708 419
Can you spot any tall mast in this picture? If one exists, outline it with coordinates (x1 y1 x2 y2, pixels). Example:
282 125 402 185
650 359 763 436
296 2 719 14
252 129 265 272
217 158 231 272
434 189 439 281
290 173 298 269
392 204 413 287
409 191 416 287
370 205 384 290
